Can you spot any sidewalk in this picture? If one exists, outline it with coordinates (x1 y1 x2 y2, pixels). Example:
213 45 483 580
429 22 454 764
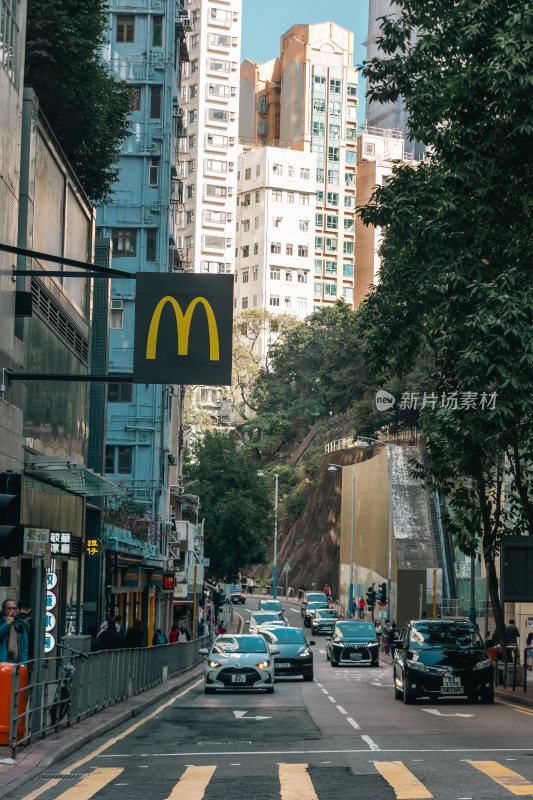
0 659 205 795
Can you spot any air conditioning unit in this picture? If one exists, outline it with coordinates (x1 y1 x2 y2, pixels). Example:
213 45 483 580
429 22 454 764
228 187 234 196
226 238 232 247
230 112 236 121
230 86 237 96
231 62 238 71
167 454 176 465
228 162 234 170
229 136 236 145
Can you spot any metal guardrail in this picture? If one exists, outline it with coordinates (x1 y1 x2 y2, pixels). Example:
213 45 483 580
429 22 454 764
324 436 355 454
7 636 209 757
493 646 529 694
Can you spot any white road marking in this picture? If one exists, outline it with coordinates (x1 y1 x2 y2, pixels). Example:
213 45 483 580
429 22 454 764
99 747 533 758
346 717 360 730
336 705 347 715
328 696 336 703
230 763 241 766
321 688 329 694
422 709 474 718
362 736 380 751
315 682 322 688
233 710 272 720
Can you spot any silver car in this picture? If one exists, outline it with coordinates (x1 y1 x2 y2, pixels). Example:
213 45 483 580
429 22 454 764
249 611 288 634
199 634 278 694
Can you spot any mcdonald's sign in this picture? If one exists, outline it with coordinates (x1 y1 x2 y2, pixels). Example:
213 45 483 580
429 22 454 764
133 274 233 385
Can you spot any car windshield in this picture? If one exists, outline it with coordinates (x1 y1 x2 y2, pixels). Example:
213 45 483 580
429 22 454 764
307 594 327 602
316 609 337 619
410 622 484 650
308 602 328 610
337 621 375 637
230 586 241 592
213 636 267 654
251 612 279 623
261 601 282 611
262 628 306 644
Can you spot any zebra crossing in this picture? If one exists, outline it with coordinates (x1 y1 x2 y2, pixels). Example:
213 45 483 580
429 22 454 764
18 758 533 800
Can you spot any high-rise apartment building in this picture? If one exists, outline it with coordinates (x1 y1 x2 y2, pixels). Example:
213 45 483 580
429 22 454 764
176 0 242 275
234 146 316 362
240 23 358 309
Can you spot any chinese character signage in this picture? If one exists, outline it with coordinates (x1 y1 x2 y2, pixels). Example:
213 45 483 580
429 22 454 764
24 527 50 552
86 538 99 556
133 274 234 385
163 574 174 591
50 530 72 556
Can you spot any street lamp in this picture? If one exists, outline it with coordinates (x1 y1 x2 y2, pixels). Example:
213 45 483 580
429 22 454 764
328 462 356 617
257 470 279 599
354 437 396 621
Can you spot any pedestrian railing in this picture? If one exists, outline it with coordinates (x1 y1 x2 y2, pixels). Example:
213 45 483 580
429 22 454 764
324 436 355 454
7 636 209 758
492 645 529 694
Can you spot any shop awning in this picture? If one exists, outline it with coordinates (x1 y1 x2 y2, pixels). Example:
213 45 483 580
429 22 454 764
24 457 129 497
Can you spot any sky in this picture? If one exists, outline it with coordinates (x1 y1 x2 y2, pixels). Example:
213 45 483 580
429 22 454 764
241 0 370 128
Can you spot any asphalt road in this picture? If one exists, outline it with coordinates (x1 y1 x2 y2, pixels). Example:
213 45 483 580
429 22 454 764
8 597 533 800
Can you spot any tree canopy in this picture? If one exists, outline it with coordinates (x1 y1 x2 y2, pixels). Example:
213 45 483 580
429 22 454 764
25 0 131 202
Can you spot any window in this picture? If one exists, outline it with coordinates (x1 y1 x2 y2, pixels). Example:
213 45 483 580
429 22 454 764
344 195 355 210
242 270 249 283
343 263 354 277
271 242 281 254
286 244 293 256
299 220 309 232
245 167 251 180
146 229 157 262
105 446 115 473
253 267 258 281
129 87 141 111
327 169 339 185
254 217 259 229
346 150 356 165
108 383 133 403
316 190 324 204
325 237 338 253
344 241 354 255
206 132 228 148
298 245 308 258
190 84 198 99
314 259 322 275
299 194 309 206
1 0 21 84
325 260 337 276
204 235 225 250
315 236 323 251
314 282 322 297
208 58 231 73
346 127 357 141
285 271 292 281
242 245 249 258
116 15 134 42
329 100 341 116
252 295 257 307
330 78 342 94
314 75 326 88
347 83 357 97
312 121 325 137
284 296 291 307
149 158 159 187
288 165 294 177
272 216 282 228
208 82 229 98
269 295 280 307
272 190 282 202
150 86 161 118
243 219 250 232
206 158 227 173
326 214 338 230
242 193 251 206
206 184 227 198
110 299 124 329
365 141 376 156
241 297 248 309
344 218 355 232
273 163 283 175
300 167 310 180
255 190 260 202
190 33 199 48
343 287 354 303
191 59 199 73
112 229 136 257
153 15 163 46
253 242 258 255
329 123 341 139
287 192 294 205
327 192 339 206
325 284 337 298
118 446 132 474
298 297 308 311
316 213 324 227
208 108 229 123
186 210 195 224
346 104 358 120
345 172 355 187
297 272 307 283
186 184 195 199
188 134 197 149
270 268 281 280
313 97 326 113
209 32 231 48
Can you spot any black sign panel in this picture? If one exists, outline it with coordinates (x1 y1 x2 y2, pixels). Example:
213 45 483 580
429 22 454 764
133 273 234 385
502 539 533 602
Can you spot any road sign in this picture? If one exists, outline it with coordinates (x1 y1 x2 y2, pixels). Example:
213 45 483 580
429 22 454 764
282 562 291 573
426 567 442 604
194 555 210 567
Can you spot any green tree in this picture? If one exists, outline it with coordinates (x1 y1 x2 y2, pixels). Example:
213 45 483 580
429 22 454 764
25 0 131 202
188 432 272 579
361 0 533 645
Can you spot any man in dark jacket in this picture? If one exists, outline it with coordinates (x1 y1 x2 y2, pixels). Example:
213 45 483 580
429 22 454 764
16 600 33 660
96 616 125 650
0 598 29 664
125 618 145 648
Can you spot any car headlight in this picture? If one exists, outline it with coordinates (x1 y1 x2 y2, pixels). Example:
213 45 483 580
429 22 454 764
406 659 429 672
367 642 379 647
256 660 271 669
473 658 492 671
208 660 221 668
298 649 311 657
332 639 341 645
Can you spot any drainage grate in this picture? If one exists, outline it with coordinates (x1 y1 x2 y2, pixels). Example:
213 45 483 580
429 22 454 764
40 773 88 780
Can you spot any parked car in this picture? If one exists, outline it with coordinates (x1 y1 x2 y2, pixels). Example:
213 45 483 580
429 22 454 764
229 585 245 604
259 626 315 681
256 599 284 617
199 634 278 693
326 620 380 667
249 611 288 634
311 607 338 636
393 619 494 704
301 591 328 617
303 601 329 627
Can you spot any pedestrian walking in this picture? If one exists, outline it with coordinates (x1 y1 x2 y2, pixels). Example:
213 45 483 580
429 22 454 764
125 618 145 648
358 597 365 620
0 598 28 664
381 619 391 654
389 621 399 658
197 620 205 637
374 620 383 651
505 618 520 663
299 582 306 601
179 624 192 641
16 600 33 661
217 621 227 635
169 624 180 643
323 583 331 601
152 628 167 645
96 616 125 650
526 632 533 671
87 625 100 652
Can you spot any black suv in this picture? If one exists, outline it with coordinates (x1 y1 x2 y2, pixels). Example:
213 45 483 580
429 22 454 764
393 619 494 704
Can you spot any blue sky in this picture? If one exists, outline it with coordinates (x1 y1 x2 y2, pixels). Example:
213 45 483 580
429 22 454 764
241 0 370 128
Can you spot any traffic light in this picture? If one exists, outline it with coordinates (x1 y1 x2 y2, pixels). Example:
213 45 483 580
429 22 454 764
366 585 376 608
0 472 23 558
378 582 387 605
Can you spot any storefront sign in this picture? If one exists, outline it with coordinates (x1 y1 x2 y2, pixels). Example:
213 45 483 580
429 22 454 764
122 566 140 587
163 574 174 591
45 612 56 632
24 527 49 551
46 572 58 590
86 538 99 556
44 632 56 654
149 570 164 587
46 591 57 610
50 530 72 556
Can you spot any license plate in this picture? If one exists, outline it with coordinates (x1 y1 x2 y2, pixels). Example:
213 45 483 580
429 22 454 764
441 686 463 694
350 652 362 660
443 677 462 687
231 674 246 683
276 662 291 668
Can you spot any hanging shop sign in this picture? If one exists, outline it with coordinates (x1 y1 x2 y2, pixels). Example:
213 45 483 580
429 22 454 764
149 570 164 587
122 566 140 587
50 530 72 556
86 538 100 556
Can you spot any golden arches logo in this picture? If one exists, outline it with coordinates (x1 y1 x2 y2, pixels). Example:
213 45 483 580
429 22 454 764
145 296 220 361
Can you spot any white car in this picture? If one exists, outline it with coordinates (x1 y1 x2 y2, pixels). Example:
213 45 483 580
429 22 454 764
249 611 288 634
199 634 278 694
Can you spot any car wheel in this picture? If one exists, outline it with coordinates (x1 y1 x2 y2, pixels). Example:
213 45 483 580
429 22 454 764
266 686 274 694
467 693 478 703
331 658 339 667
394 683 402 700
372 660 380 668
303 674 313 682
326 649 330 661
403 677 415 704
204 686 216 694
481 688 494 704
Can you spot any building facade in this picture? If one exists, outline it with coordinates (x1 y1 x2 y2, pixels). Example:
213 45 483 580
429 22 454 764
176 0 242 275
234 146 316 362
239 23 358 310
